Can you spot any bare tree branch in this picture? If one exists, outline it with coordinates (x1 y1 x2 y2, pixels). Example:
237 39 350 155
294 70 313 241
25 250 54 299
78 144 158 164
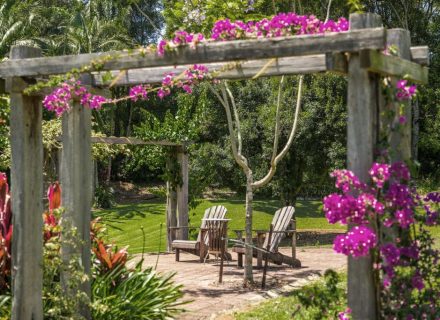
224 81 243 155
133 2 163 36
325 0 333 22
271 76 285 163
252 75 304 189
208 82 250 172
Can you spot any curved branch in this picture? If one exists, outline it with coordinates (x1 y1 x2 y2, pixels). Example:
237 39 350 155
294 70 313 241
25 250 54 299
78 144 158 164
325 0 333 23
271 75 285 163
252 75 304 189
208 82 250 172
224 82 242 155
133 2 163 36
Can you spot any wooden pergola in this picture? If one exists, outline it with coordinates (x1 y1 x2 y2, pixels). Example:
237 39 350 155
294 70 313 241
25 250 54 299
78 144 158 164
89 136 190 249
0 13 429 320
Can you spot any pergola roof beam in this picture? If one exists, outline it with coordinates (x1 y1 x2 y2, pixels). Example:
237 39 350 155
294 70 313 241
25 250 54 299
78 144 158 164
90 136 184 146
0 28 386 78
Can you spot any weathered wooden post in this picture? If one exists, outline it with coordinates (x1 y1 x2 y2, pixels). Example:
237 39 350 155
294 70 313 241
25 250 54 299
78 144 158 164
176 144 189 240
346 13 382 319
166 153 178 251
8 45 44 320
60 90 92 318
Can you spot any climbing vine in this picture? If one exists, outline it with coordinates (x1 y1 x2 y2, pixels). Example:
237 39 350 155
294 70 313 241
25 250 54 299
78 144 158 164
323 68 440 318
23 12 350 118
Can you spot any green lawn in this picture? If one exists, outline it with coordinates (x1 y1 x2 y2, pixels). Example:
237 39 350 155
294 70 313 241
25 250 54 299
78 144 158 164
94 197 440 253
94 197 343 253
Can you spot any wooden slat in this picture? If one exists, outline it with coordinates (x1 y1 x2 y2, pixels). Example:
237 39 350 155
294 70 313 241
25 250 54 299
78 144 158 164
267 206 295 252
198 206 227 243
171 240 198 250
410 46 429 66
9 46 44 320
93 54 346 86
0 28 385 78
360 49 428 83
90 136 183 146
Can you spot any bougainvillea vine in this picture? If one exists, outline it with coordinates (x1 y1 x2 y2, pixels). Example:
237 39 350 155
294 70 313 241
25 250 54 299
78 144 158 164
42 12 350 117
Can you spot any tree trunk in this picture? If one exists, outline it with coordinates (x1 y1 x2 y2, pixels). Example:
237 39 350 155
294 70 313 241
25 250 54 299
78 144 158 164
244 171 254 283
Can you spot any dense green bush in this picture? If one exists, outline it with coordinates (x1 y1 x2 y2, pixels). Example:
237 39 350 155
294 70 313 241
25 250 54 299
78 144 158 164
94 184 116 209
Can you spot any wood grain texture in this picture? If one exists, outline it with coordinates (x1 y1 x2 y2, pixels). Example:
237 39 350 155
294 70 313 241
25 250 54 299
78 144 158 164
384 29 412 163
347 12 381 320
60 101 92 319
0 28 385 78
9 46 44 320
176 149 189 240
90 136 183 146
410 46 429 66
93 54 343 86
166 155 178 252
360 49 428 83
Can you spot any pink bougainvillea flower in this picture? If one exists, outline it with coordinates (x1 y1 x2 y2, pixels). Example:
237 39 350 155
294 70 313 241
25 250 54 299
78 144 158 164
331 169 366 193
394 208 414 228
396 79 417 101
338 308 352 320
129 85 148 102
385 183 415 209
369 163 390 188
380 243 400 266
333 226 377 258
411 271 424 291
390 162 410 181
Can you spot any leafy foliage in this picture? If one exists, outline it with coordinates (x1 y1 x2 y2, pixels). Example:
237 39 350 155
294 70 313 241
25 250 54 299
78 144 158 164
91 264 184 320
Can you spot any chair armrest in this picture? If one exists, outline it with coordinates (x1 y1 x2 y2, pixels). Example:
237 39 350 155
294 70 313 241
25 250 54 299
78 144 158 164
168 226 199 230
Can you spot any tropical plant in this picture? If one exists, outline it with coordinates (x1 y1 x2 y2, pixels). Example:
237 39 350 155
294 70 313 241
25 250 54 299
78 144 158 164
91 263 185 320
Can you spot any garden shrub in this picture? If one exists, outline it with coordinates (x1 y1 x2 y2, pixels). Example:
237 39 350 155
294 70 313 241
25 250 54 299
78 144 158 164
0 176 185 319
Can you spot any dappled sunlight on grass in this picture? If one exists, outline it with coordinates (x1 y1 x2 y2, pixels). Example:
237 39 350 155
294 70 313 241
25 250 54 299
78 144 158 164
95 198 440 253
94 197 347 254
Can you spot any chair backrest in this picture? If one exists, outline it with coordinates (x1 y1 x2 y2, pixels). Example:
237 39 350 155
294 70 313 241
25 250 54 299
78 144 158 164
263 206 295 252
197 205 227 243
204 219 229 254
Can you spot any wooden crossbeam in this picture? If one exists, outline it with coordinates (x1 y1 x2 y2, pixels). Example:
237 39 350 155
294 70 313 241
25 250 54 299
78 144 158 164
90 136 183 146
360 50 429 84
410 46 429 66
0 28 385 78
93 54 347 86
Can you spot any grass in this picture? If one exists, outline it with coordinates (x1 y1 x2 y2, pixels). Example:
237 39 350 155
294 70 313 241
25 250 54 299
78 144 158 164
93 197 343 254
94 197 440 253
234 271 347 320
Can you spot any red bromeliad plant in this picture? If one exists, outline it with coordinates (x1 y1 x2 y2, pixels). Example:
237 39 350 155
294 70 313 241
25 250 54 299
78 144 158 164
90 218 128 274
43 181 62 241
0 173 12 292
92 239 128 274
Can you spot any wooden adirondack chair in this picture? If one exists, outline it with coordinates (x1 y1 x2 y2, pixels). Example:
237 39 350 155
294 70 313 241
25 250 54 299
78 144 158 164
232 206 301 268
171 205 228 262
